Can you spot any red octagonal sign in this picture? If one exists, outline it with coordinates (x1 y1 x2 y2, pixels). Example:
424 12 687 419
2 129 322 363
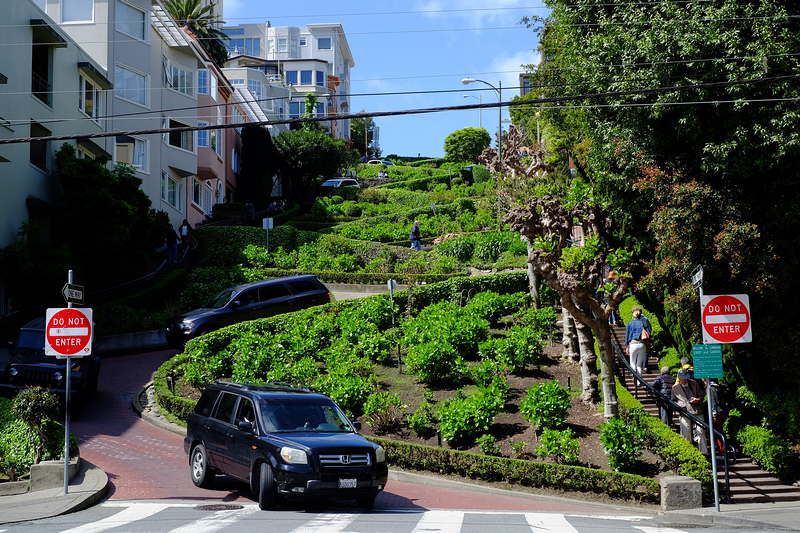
701 294 751 344
45 308 93 357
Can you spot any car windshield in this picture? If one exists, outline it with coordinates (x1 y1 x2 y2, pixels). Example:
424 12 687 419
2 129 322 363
13 330 49 362
259 397 356 433
203 289 236 308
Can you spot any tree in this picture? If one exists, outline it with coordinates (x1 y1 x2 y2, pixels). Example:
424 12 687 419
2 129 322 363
350 113 377 159
12 387 59 465
504 190 634 418
165 0 229 67
273 129 347 206
528 0 800 400
443 127 491 163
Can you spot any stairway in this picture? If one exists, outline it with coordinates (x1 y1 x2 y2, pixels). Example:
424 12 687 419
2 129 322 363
608 321 800 504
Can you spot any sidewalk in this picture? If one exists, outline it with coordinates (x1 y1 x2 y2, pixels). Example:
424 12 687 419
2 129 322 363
0 458 108 525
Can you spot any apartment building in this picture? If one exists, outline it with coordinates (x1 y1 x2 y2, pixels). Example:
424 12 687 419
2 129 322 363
223 21 355 139
0 1 111 310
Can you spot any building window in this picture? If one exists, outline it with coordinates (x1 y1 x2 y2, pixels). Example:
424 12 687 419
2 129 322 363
227 38 260 56
79 74 102 121
116 0 145 40
217 181 224 202
248 79 263 99
224 28 244 36
115 134 146 170
163 118 194 152
286 71 297 86
164 58 195 97
316 71 324 87
299 37 307 46
277 38 287 52
161 171 182 210
289 101 304 118
300 71 312 85
63 0 93 23
30 122 51 172
31 36 53 106
115 64 146 106
210 72 218 101
316 103 325 117
197 121 209 147
232 105 244 133
230 78 244 86
318 37 331 50
215 107 224 156
192 177 203 207
204 183 213 214
198 69 208 95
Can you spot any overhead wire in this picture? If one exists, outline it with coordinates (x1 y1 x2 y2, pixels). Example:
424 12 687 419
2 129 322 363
2 73 796 146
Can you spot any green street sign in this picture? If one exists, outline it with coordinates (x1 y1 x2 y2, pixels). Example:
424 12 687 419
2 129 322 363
692 344 723 379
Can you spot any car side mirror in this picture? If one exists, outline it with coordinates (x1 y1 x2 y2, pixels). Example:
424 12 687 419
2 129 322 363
230 300 241 309
238 420 254 433
352 420 362 431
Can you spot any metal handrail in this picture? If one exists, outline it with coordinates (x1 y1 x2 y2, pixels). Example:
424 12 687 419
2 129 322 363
610 336 731 501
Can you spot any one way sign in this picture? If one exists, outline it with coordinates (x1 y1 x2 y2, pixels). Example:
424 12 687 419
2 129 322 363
62 283 84 305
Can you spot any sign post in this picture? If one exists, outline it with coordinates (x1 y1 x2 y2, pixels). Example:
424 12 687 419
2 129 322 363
47 271 92 495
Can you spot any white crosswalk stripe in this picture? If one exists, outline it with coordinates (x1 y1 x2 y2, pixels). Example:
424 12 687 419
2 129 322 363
524 513 580 533
288 513 358 533
410 510 464 533
59 503 171 533
634 527 690 533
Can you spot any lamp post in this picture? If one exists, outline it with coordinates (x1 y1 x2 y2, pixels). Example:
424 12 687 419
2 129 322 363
462 94 482 128
461 78 502 164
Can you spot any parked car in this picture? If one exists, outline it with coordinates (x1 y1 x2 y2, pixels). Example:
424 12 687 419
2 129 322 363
0 317 101 412
166 275 331 346
184 381 388 510
320 178 360 188
367 160 395 166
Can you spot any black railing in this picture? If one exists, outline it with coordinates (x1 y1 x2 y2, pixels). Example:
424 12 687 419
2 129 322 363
611 336 731 501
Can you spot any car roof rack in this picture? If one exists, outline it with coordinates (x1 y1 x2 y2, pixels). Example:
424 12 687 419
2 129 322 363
214 380 310 393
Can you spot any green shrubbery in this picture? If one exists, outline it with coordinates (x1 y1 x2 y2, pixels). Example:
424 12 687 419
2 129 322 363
599 418 646 472
536 428 580 464
438 384 506 444
519 380 572 431
736 425 791 479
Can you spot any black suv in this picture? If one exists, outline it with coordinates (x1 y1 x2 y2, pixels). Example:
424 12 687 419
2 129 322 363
166 275 330 346
184 381 388 510
0 317 101 411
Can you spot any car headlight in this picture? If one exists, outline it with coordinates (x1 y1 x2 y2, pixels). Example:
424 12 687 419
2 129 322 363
375 446 385 463
9 367 18 377
179 320 195 331
280 447 308 465
54 371 63 381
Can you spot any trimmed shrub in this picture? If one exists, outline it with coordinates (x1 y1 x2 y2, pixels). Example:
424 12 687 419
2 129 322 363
599 418 646 472
519 380 571 431
407 401 438 439
536 428 580 464
437 385 505 444
368 436 660 503
737 425 791 479
363 392 406 434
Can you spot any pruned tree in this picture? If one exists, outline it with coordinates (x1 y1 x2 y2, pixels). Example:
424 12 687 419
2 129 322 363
504 192 633 418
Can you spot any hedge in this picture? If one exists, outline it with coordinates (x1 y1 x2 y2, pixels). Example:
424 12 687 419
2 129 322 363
153 352 193 425
369 436 659 503
616 381 713 499
253 268 467 286
192 225 320 268
737 425 791 479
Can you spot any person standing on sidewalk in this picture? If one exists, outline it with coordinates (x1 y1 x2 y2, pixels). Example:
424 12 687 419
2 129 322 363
409 220 422 251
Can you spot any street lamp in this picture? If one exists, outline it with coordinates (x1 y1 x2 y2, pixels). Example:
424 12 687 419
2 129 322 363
461 78 502 164
462 94 482 128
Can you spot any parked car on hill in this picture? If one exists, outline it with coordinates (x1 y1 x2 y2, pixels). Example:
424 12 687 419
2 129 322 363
367 160 395 166
0 317 101 412
184 380 388 510
320 178 360 188
165 275 331 346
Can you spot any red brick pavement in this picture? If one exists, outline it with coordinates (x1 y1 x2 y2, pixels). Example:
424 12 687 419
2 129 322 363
71 350 627 513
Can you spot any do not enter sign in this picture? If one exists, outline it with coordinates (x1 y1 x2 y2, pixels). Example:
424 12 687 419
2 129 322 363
45 308 93 358
701 294 751 344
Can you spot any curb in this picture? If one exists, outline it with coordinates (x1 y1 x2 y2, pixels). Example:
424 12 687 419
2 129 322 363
132 382 186 437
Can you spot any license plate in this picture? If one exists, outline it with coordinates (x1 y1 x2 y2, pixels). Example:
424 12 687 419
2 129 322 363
338 478 357 489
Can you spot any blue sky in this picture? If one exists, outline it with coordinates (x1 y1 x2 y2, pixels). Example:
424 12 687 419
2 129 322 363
221 1 547 158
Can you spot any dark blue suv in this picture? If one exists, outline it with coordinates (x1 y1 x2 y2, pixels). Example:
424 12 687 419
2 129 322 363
184 381 388 510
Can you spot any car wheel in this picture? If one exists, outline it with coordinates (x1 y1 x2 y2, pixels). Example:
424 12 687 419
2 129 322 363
357 496 376 509
258 462 276 510
190 444 215 488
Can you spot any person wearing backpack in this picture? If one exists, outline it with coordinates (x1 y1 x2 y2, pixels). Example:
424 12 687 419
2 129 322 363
650 366 674 425
625 305 652 374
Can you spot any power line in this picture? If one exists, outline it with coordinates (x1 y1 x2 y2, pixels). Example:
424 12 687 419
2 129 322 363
2 73 795 146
